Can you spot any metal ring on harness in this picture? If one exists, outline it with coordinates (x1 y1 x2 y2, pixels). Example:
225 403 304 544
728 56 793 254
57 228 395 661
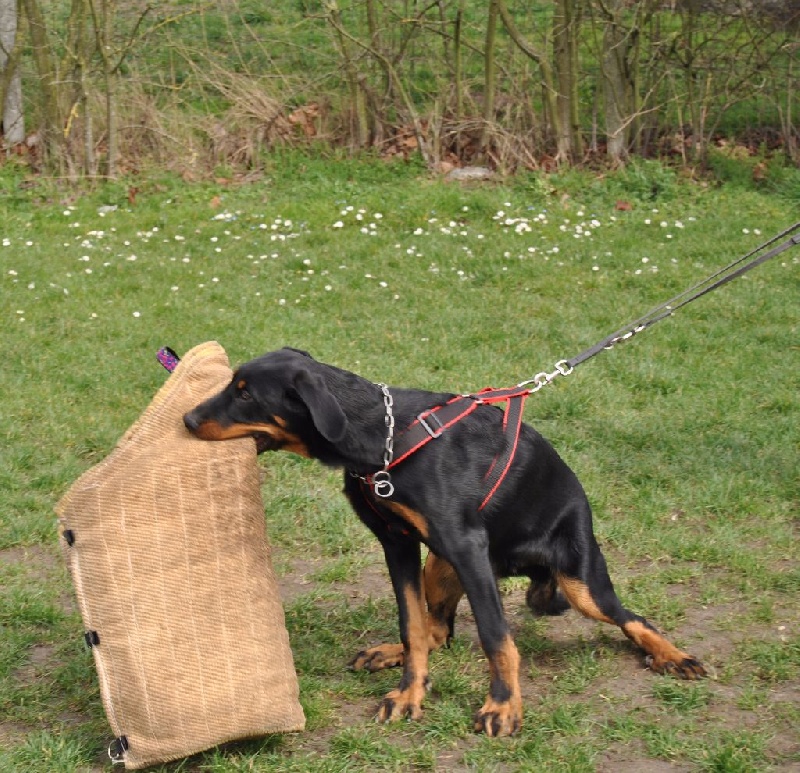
371 470 394 498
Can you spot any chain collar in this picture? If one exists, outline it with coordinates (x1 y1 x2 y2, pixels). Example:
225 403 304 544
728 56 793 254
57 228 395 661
370 383 395 498
348 382 396 498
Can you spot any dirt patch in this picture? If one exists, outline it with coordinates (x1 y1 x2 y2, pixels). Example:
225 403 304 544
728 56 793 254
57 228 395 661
1 542 77 615
596 747 693 773
274 549 800 768
0 720 34 747
12 643 57 683
0 543 60 577
5 537 798 769
3 542 74 617
274 549 391 605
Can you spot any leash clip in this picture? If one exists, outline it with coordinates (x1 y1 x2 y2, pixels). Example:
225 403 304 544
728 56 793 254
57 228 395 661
517 360 574 393
371 470 394 498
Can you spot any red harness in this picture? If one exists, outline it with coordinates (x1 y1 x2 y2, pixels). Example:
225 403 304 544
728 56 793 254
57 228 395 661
362 385 529 512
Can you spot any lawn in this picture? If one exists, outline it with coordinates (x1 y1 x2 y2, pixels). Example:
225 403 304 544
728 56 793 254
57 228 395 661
0 156 798 771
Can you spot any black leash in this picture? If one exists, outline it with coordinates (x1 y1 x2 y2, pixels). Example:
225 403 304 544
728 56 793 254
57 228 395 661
517 221 800 392
359 222 799 508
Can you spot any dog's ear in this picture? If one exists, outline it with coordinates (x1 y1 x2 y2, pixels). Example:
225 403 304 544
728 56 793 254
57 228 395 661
282 346 313 359
292 369 348 443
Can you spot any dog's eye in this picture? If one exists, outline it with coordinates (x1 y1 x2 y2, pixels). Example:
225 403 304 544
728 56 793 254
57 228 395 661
239 389 252 401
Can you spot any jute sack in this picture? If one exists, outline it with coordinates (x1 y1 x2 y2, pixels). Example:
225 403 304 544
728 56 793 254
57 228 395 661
56 341 305 770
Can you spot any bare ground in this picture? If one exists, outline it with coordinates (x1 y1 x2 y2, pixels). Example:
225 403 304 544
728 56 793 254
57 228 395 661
3 541 798 771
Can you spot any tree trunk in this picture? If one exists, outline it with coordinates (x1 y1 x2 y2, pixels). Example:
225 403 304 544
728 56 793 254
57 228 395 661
454 0 465 121
782 48 797 163
0 0 24 146
602 4 631 165
325 0 370 149
679 2 704 163
481 0 498 152
21 0 62 164
65 0 96 174
494 0 561 161
553 0 582 163
101 0 117 176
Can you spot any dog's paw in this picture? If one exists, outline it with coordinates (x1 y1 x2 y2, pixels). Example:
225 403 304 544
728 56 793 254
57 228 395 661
350 643 405 672
646 654 707 680
473 697 522 737
376 685 427 723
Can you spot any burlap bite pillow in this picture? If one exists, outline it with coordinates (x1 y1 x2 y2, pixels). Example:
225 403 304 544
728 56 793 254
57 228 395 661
56 341 305 770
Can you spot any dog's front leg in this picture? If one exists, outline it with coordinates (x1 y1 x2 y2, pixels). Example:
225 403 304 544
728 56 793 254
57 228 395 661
374 538 430 723
454 547 523 737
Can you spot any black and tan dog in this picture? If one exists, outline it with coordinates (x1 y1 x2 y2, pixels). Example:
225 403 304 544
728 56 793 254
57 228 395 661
184 347 705 736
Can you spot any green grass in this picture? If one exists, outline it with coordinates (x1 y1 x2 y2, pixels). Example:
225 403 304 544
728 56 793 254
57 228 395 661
0 156 798 771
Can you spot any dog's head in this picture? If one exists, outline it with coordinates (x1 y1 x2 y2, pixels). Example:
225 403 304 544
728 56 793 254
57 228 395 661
183 347 347 456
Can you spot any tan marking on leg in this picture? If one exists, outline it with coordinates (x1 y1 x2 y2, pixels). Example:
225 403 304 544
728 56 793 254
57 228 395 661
402 583 429 670
622 620 706 679
353 554 463 673
556 574 615 624
377 582 431 723
350 643 404 671
385 502 430 539
475 635 523 737
423 553 463 650
554 576 706 680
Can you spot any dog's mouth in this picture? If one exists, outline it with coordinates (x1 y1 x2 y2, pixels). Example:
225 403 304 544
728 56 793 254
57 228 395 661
253 432 278 454
185 416 310 458
186 417 280 453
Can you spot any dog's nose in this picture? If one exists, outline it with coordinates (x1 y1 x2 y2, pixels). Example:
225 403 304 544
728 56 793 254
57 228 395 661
183 412 200 432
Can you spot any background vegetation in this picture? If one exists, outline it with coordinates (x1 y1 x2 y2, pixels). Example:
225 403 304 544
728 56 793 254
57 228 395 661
1 156 798 770
1 0 798 177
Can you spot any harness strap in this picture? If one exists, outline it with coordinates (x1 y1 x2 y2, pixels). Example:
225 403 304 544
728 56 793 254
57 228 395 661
362 387 528 512
388 385 533 471
389 395 480 469
479 393 527 511
472 385 533 403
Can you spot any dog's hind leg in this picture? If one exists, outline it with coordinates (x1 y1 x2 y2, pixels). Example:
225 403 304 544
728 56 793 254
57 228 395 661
525 566 570 617
554 536 706 679
423 552 464 651
350 551 462 682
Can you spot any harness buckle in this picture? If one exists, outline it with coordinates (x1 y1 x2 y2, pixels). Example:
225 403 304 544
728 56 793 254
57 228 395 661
417 410 445 438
